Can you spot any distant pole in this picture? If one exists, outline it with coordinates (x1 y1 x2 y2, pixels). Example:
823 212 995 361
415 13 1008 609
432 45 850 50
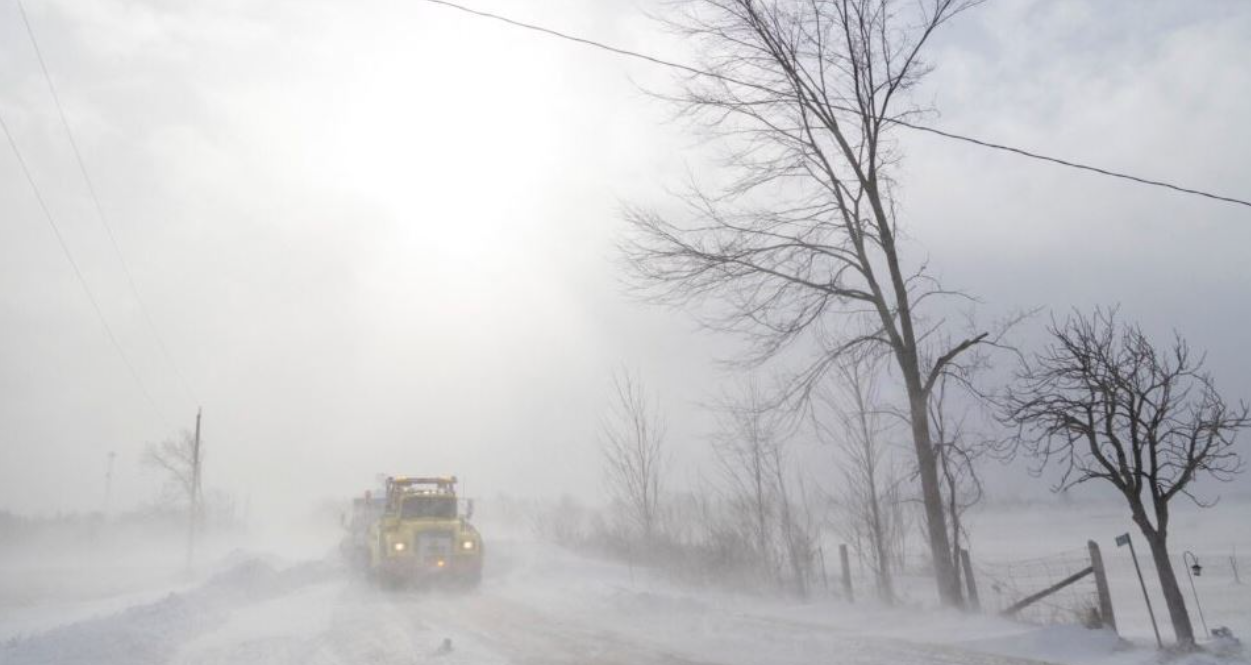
104 451 117 519
1117 533 1162 649
186 408 202 573
839 543 853 602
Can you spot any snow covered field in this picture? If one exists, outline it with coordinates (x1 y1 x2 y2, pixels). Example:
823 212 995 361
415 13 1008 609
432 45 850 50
2 499 1247 665
959 498 1251 649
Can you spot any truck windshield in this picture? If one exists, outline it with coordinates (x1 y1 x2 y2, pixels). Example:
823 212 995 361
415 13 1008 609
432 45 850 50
401 495 457 519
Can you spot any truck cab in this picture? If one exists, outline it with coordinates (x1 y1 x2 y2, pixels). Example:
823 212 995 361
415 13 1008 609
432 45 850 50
367 476 483 586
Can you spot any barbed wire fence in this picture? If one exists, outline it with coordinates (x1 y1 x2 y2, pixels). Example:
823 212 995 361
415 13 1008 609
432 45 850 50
827 529 1249 642
975 544 1110 628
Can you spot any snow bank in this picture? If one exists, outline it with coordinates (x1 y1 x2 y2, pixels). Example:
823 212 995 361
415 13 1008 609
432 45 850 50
0 556 333 665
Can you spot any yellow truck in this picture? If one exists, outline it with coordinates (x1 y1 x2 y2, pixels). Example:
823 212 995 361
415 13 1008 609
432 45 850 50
364 476 483 587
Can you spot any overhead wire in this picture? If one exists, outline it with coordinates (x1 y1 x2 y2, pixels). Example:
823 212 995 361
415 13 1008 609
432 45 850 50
0 110 171 429
3 0 1241 435
418 0 1251 211
17 0 200 407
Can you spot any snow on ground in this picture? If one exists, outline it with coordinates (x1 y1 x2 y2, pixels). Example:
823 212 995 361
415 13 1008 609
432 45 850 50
1 500 1247 665
958 498 1251 647
487 537 1153 665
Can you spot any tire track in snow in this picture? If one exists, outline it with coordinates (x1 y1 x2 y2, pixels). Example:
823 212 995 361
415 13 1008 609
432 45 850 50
1 558 1075 665
164 576 512 665
421 592 720 665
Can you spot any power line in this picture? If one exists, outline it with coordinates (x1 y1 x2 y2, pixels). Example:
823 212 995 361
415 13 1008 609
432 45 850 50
17 0 200 406
423 0 715 81
901 123 1251 209
418 0 1251 211
0 110 170 430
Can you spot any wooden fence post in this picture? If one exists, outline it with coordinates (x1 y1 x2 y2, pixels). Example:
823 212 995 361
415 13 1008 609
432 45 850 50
818 545 831 593
1088 540 1117 633
839 543 853 602
960 547 980 611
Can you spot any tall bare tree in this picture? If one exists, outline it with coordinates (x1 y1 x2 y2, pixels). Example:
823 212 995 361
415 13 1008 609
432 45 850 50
710 380 783 582
1001 309 1248 645
771 456 816 598
928 367 987 596
144 431 202 510
710 379 815 595
818 351 904 603
623 0 986 604
601 367 667 542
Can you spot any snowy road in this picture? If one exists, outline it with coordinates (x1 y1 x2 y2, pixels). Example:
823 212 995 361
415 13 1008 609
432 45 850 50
1 548 1081 665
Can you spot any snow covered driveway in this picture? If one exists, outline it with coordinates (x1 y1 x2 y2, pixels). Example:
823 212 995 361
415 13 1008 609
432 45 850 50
1 551 1078 665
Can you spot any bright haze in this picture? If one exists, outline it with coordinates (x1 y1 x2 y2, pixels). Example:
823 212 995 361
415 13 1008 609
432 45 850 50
2 0 1250 521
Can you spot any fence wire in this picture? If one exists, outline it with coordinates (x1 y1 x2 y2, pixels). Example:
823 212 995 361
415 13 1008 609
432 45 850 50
975 546 1102 627
1183 552 1248 585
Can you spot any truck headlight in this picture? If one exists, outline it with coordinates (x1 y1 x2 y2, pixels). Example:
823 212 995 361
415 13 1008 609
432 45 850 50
461 540 475 551
393 541 406 552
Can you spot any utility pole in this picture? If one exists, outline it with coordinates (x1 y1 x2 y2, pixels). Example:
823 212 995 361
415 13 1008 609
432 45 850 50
186 407 202 573
104 451 116 519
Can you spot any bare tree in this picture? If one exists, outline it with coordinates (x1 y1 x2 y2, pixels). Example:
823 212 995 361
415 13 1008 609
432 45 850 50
928 367 987 596
818 351 904 603
144 423 203 569
1001 309 1248 645
771 459 817 598
622 0 986 604
710 378 818 596
710 380 783 583
600 367 667 543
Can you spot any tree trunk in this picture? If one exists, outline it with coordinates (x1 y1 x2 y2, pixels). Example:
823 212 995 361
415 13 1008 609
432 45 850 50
948 465 963 596
868 478 894 603
753 446 770 577
775 472 808 599
1144 531 1195 645
859 399 894 604
907 389 962 607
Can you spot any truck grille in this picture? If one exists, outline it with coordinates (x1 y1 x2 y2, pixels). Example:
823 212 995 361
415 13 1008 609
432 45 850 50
416 530 454 560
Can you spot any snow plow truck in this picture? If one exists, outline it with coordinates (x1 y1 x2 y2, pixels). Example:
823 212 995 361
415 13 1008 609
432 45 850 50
344 476 483 587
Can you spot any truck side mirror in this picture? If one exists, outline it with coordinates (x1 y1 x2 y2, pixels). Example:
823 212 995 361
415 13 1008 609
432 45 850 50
466 499 475 520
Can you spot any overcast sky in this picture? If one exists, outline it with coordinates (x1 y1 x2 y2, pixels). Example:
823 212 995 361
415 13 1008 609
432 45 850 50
2 0 1250 519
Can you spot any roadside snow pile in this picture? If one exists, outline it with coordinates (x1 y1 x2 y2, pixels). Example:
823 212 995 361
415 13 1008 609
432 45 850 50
0 557 331 665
